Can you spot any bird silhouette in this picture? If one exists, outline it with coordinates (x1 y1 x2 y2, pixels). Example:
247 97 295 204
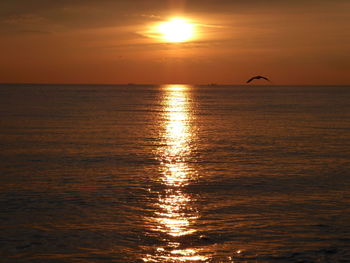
246 75 270 83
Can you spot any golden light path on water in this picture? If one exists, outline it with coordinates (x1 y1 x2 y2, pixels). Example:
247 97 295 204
143 85 207 262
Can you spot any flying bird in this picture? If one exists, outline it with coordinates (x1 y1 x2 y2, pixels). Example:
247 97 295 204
246 75 270 83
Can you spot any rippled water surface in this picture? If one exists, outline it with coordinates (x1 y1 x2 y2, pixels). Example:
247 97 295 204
1 84 350 262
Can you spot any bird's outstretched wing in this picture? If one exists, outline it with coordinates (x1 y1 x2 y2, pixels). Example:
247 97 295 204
246 76 256 83
246 75 270 83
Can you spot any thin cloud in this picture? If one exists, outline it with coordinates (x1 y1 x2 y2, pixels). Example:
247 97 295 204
3 14 47 25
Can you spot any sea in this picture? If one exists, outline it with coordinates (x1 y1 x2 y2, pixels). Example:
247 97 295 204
0 84 349 263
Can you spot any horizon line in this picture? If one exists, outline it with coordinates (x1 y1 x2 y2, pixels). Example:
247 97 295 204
0 82 349 87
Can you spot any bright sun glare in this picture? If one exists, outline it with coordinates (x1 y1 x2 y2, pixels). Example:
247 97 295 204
157 18 195 43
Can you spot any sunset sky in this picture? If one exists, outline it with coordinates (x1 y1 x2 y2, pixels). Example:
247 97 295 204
0 0 349 85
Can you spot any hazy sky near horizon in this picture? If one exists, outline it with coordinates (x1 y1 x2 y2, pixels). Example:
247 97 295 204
0 0 349 85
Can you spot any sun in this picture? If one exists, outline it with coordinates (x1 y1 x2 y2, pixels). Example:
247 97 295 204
157 18 195 43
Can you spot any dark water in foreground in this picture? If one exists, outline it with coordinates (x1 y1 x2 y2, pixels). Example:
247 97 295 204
0 84 350 262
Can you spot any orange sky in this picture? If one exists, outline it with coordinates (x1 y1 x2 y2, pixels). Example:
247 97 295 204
0 0 349 85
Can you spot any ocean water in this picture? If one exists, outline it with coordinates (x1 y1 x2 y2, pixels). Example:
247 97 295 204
0 84 349 263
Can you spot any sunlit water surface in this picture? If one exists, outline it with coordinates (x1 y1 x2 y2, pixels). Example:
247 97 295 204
0 84 350 262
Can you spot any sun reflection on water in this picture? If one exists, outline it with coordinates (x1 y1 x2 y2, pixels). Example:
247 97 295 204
143 85 207 262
